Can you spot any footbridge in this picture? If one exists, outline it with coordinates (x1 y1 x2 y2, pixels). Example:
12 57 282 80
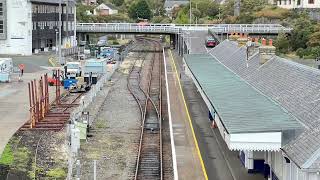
76 23 292 35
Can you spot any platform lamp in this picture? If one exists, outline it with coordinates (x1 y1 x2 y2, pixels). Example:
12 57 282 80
55 29 58 55
58 0 63 65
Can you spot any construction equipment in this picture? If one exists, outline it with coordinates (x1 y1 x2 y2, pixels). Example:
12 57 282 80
68 76 90 93
48 69 64 86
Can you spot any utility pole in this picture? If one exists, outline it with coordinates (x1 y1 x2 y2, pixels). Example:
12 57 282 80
59 0 63 65
66 0 69 46
195 3 198 25
189 0 192 24
234 0 240 17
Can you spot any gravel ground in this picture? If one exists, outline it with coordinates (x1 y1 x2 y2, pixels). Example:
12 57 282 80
4 130 68 180
78 53 141 180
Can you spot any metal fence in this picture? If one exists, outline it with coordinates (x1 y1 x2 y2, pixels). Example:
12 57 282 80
66 61 120 179
62 46 85 57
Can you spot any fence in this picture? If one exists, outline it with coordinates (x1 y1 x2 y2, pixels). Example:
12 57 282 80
62 47 85 57
66 61 120 179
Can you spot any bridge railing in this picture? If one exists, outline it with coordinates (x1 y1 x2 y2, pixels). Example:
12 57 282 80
76 23 292 34
77 23 180 33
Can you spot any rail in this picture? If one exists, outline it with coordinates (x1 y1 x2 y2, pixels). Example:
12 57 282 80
76 23 292 34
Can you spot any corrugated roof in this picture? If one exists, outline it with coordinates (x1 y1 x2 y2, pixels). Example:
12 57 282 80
184 53 301 134
209 40 320 170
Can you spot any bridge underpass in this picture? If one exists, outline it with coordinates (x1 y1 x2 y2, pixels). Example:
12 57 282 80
76 23 292 56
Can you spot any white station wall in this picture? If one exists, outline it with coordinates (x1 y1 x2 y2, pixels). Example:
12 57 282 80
0 0 32 55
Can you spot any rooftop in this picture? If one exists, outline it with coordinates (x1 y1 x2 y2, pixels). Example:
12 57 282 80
184 53 301 134
209 40 320 170
30 0 75 5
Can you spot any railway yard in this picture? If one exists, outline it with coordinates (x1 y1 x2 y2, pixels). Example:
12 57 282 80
0 35 262 180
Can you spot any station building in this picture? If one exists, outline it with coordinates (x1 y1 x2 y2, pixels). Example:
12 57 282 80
183 37 320 180
0 0 76 56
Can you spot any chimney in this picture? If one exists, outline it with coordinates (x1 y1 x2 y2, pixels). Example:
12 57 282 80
237 34 248 47
259 39 276 65
230 32 240 41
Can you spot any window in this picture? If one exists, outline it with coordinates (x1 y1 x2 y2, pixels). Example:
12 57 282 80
0 20 3 34
308 0 314 4
0 3 3 16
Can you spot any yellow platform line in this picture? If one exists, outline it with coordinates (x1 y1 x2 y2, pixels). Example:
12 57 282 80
169 50 209 180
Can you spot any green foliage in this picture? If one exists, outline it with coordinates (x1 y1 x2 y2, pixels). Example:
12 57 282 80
274 33 290 54
152 16 171 23
111 0 124 6
128 0 152 20
0 144 14 166
307 25 320 47
47 168 66 179
13 147 31 173
174 6 189 24
296 48 305 58
255 6 289 20
290 15 314 51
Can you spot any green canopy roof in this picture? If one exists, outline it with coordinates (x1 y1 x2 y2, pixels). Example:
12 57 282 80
184 54 301 133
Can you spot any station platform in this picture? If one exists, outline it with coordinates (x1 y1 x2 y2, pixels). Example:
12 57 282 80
167 50 265 180
164 50 206 180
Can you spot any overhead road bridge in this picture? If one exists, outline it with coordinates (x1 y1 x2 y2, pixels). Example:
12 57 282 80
76 23 292 35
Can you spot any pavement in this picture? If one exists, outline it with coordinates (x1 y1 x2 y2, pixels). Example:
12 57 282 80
165 50 205 180
0 55 54 156
184 31 208 54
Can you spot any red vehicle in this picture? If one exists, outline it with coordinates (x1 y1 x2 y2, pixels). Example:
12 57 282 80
205 37 218 48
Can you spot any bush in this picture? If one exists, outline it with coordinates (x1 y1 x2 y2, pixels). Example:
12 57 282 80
296 48 304 58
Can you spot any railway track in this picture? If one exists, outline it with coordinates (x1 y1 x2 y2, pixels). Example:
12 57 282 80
127 37 165 180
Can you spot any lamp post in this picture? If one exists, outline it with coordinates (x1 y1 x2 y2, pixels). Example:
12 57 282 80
189 0 192 24
58 0 63 65
55 29 58 55
219 7 221 23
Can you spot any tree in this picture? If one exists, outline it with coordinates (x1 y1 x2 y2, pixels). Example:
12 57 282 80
207 2 220 18
128 0 152 20
274 33 290 54
307 24 320 47
290 15 314 50
111 0 124 6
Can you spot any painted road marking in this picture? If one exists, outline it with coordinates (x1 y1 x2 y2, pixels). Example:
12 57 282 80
169 50 209 180
163 48 179 180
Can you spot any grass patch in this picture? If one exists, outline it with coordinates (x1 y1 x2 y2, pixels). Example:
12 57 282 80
13 147 31 173
46 168 66 179
95 120 107 129
0 144 14 166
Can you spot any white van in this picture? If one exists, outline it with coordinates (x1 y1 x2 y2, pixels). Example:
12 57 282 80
0 58 13 82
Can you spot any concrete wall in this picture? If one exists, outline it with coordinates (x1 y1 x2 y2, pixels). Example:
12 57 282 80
0 0 32 55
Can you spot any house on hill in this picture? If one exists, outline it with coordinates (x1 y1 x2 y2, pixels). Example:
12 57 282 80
164 0 189 17
94 3 118 16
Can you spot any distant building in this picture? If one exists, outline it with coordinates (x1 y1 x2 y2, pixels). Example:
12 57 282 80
273 0 320 8
93 3 118 16
164 0 189 17
0 0 76 56
83 0 97 6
